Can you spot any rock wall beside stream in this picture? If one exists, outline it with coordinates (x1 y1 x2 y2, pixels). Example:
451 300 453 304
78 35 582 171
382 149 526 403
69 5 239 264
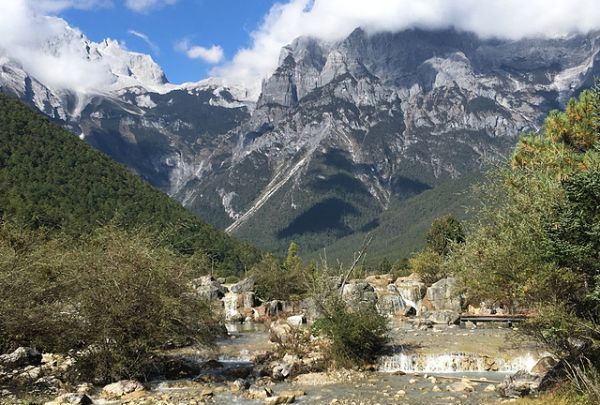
194 273 471 327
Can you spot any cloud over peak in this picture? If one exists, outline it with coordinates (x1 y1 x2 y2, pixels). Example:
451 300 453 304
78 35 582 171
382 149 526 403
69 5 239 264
213 0 600 95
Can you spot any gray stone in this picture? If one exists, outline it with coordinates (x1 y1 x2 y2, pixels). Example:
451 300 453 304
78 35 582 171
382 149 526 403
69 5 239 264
498 370 547 398
231 378 250 392
286 315 305 327
192 276 227 300
341 282 377 305
0 347 42 368
269 320 294 344
425 277 463 312
531 356 558 375
422 309 461 325
101 380 145 399
245 385 273 400
394 278 427 305
230 278 255 294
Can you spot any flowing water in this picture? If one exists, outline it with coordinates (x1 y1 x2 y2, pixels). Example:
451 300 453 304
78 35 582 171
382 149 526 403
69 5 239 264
97 321 547 404
378 350 537 373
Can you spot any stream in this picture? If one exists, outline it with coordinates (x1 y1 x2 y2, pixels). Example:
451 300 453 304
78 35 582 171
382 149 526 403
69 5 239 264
92 320 548 404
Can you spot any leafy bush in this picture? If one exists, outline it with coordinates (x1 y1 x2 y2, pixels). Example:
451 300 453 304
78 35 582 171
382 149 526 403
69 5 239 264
408 249 446 285
312 297 389 368
249 243 309 301
426 215 465 256
0 223 222 382
450 86 600 377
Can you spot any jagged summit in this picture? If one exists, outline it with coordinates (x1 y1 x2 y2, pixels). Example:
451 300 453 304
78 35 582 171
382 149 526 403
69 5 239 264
178 27 600 258
2 25 600 260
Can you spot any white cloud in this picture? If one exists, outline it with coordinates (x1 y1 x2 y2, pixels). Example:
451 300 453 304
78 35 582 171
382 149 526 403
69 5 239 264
0 0 114 92
128 29 159 54
213 0 600 95
176 39 224 64
125 0 176 13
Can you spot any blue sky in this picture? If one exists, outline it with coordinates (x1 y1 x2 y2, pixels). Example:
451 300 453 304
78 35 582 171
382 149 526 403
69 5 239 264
61 0 279 84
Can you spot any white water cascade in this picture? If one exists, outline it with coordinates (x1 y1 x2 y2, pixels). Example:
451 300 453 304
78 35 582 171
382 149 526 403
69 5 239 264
378 351 538 374
223 292 242 322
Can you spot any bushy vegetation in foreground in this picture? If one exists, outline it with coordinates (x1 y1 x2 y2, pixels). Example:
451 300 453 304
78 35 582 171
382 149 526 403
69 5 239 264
449 86 600 402
0 223 221 382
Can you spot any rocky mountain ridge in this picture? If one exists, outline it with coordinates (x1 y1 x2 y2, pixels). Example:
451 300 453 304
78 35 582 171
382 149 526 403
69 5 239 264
179 28 600 257
2 26 600 259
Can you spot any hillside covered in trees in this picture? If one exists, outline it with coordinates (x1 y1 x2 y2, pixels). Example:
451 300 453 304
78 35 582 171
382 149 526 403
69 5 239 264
0 94 260 275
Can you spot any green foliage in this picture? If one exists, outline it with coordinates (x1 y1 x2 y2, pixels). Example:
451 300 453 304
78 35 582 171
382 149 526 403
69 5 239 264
451 85 600 357
0 94 260 275
0 223 221 382
426 215 465 256
312 297 389 368
408 249 446 285
249 247 309 301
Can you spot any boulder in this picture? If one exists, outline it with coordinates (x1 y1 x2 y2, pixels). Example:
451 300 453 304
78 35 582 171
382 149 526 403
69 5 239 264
191 276 227 300
531 356 558 375
231 378 250 392
45 393 93 405
230 278 255 293
484 384 496 392
269 320 294 344
365 274 394 288
271 361 296 381
424 277 463 312
15 365 42 384
498 370 543 397
0 347 42 368
394 278 427 305
33 376 62 394
376 293 412 317
245 385 273 400
423 310 461 325
101 380 145 399
341 282 377 305
286 315 305 327
447 381 474 392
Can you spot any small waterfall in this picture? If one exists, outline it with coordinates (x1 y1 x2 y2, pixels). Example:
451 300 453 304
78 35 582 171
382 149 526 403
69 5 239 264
223 292 241 322
379 350 537 373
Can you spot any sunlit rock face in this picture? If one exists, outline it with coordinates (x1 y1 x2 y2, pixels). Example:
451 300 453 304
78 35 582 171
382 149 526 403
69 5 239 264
3 25 600 257
178 28 600 256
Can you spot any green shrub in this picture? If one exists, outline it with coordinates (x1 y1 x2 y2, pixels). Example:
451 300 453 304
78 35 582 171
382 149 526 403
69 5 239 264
426 215 465 256
408 249 446 285
224 275 240 284
249 245 309 301
0 223 222 382
312 297 389 368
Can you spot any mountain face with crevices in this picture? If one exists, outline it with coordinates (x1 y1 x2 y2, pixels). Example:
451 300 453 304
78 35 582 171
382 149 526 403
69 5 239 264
175 28 600 258
2 26 600 260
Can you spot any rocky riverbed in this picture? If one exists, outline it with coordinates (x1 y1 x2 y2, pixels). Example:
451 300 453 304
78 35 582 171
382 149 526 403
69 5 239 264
0 274 557 404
